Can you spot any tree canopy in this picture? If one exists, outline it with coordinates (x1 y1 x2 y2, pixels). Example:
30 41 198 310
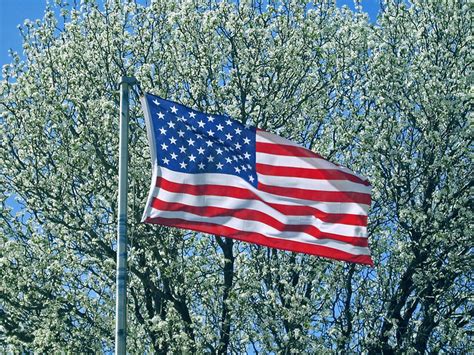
1 0 472 353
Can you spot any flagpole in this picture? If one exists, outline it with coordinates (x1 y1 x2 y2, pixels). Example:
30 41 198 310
116 76 137 355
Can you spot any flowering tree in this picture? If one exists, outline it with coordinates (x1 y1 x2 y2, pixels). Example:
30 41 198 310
1 0 471 352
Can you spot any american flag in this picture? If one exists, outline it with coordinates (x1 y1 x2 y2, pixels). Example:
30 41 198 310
141 93 373 265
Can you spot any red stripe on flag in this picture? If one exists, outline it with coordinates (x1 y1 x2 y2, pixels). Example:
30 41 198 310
256 163 371 186
155 177 367 226
143 216 374 266
256 142 323 158
265 202 367 226
258 182 372 205
150 198 369 247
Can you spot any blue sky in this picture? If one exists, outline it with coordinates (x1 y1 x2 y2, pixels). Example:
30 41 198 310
0 0 46 67
0 1 380 70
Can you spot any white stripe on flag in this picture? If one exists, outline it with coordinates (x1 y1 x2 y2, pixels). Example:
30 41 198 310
257 152 339 170
257 173 372 194
256 130 302 146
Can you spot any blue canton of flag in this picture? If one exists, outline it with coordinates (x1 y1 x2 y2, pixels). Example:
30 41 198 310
143 93 258 186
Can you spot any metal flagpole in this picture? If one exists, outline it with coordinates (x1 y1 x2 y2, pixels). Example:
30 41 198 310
116 76 137 355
